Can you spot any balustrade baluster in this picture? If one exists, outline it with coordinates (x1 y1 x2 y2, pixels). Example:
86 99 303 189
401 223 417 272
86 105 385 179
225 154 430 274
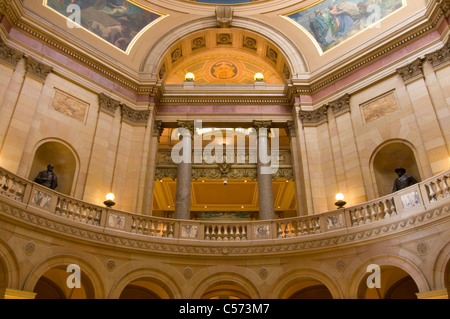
223 226 229 241
370 204 377 221
443 175 449 196
211 226 217 241
80 206 87 223
389 198 397 216
137 219 143 234
350 210 358 226
241 226 247 240
235 226 241 241
384 199 391 218
229 226 235 240
314 218 320 233
428 182 437 202
131 218 137 233
144 220 149 235
364 206 371 224
73 204 81 222
277 224 283 238
162 223 168 237
150 221 156 236
205 226 210 240
94 210 101 226
168 223 174 238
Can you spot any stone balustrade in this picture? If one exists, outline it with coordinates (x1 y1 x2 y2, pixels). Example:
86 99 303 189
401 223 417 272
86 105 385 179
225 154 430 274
0 166 449 242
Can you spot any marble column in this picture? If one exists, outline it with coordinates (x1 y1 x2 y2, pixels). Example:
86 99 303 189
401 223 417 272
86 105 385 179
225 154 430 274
174 120 194 220
253 120 275 220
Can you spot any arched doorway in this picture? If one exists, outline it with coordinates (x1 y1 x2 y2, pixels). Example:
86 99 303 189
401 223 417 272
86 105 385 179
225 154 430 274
358 266 419 299
118 278 172 299
33 266 95 299
372 141 421 197
200 282 252 299
28 140 78 196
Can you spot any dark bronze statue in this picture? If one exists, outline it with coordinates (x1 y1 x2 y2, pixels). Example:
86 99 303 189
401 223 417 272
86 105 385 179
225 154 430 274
392 167 418 192
34 164 58 190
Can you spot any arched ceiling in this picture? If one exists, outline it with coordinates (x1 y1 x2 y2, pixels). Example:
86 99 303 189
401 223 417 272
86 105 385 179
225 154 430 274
159 29 289 85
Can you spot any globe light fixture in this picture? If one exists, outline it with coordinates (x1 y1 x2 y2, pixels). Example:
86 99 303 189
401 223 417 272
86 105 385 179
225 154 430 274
254 73 264 82
185 72 195 82
104 193 116 208
335 193 346 209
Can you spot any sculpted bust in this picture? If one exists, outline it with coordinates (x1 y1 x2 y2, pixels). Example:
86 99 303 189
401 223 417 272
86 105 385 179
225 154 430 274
392 167 418 193
34 164 58 190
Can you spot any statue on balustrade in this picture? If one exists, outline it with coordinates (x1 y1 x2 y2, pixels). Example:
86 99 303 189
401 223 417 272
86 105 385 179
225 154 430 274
34 164 58 190
392 167 418 193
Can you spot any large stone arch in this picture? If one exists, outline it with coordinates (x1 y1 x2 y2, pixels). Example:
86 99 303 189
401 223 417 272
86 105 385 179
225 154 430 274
139 16 309 78
347 254 430 299
22 252 106 299
188 266 262 299
433 241 450 291
269 267 343 299
0 235 20 290
109 262 184 299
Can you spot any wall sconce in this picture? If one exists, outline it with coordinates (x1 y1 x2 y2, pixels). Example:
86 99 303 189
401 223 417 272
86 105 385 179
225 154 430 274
335 193 346 209
254 73 265 82
104 193 116 208
185 72 195 82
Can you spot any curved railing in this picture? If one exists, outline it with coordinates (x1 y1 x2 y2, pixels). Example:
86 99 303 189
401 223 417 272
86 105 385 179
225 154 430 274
0 166 448 242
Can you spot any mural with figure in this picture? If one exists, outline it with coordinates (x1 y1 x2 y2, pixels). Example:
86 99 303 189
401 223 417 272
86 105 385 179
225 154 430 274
285 0 405 53
45 0 164 52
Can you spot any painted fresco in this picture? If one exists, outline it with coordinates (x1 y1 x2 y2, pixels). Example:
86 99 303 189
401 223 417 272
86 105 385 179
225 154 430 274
286 0 405 53
45 0 162 52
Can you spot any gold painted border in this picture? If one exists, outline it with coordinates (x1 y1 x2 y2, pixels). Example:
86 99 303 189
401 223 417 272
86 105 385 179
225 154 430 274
42 0 169 55
280 0 408 56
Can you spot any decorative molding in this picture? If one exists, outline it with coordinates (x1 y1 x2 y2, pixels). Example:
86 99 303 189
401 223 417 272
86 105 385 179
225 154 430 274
155 168 177 180
25 56 52 82
0 39 23 68
426 40 450 70
98 93 121 116
437 0 450 18
397 58 424 84
23 241 35 256
216 6 233 28
253 120 272 132
217 33 232 45
121 104 150 126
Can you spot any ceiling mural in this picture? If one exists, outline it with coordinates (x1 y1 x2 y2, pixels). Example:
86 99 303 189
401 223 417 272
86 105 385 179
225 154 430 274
44 0 166 53
283 0 406 54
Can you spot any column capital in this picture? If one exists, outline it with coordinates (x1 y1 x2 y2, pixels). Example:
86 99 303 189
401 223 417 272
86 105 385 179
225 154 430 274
153 120 164 138
397 58 424 84
121 104 150 126
25 56 52 82
426 40 450 70
0 39 24 68
328 93 350 117
177 120 195 136
285 121 296 137
98 93 121 116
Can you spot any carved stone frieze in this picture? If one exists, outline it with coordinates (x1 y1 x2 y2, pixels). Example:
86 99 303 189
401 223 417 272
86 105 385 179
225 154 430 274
98 93 121 116
155 168 177 180
397 58 424 84
25 56 52 82
0 39 23 68
121 104 150 126
426 40 450 70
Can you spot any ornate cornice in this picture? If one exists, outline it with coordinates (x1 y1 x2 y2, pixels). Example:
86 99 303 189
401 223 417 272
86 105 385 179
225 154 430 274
437 0 450 18
98 93 121 116
121 104 150 126
285 121 296 137
0 38 23 68
25 56 52 82
397 58 424 84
